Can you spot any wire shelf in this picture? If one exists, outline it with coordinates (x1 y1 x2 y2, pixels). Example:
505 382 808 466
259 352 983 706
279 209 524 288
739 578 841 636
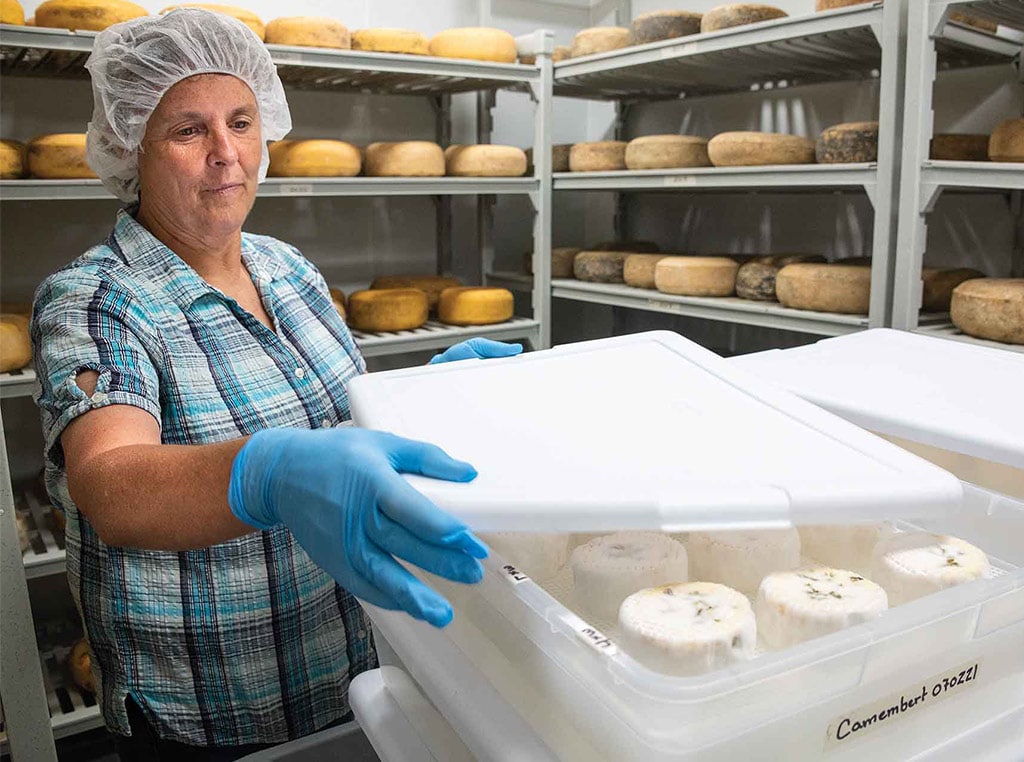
353 317 541 357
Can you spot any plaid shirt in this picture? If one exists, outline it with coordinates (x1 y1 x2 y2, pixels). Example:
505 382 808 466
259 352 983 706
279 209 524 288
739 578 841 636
31 207 377 747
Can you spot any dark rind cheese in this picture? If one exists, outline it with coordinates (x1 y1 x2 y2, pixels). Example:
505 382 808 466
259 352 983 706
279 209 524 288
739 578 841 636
701 3 787 33
574 250 629 283
930 134 990 162
524 247 581 278
921 267 985 312
736 255 826 301
816 122 879 164
628 10 702 45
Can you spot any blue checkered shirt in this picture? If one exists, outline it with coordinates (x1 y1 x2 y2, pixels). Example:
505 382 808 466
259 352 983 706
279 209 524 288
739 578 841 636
31 207 377 746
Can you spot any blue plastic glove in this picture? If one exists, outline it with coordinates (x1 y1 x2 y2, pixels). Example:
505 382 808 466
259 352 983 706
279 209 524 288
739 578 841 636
429 337 523 365
228 427 488 628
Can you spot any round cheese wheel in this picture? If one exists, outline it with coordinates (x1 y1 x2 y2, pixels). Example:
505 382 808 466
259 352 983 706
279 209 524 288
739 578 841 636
950 278 1023 344
708 132 815 167
364 141 444 177
921 267 985 312
988 119 1024 162
329 287 346 321
654 256 740 297
624 135 710 170
0 314 31 373
36 0 146 31
160 4 263 39
735 255 825 301
526 144 571 173
816 121 879 164
815 0 873 9
2 0 26 24
68 639 96 694
569 141 627 172
948 11 998 33
799 524 894 577
370 274 461 311
445 145 527 177
872 532 989 606
429 27 516 63
628 10 702 45
1 139 25 179
570 27 630 58
930 133 989 162
437 287 514 326
776 263 871 314
347 289 428 333
573 250 629 283
623 254 669 289
27 134 96 179
268 140 361 177
265 17 350 49
701 4 787 33
689 528 801 597
590 240 660 253
524 247 581 278
351 28 429 55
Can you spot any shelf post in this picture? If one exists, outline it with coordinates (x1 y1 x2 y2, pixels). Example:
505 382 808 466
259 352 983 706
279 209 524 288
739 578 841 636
530 30 555 350
476 90 497 288
432 94 453 277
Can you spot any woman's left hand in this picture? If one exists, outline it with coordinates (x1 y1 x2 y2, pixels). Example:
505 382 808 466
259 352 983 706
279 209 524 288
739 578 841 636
429 338 523 365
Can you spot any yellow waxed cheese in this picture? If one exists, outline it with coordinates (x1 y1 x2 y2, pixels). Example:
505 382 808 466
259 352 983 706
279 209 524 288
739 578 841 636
951 279 1024 345
625 134 710 169
989 119 1024 162
776 263 871 314
429 27 517 63
1 139 26 179
265 17 350 49
160 4 263 39
445 145 527 177
0 314 32 373
569 141 627 172
930 134 990 162
571 27 630 58
701 4 787 32
708 131 815 167
655 256 740 296
347 289 429 333
268 140 361 177
27 134 96 179
370 275 462 311
364 141 444 177
437 287 514 326
1 0 26 24
36 0 146 31
351 28 429 55
68 639 96 694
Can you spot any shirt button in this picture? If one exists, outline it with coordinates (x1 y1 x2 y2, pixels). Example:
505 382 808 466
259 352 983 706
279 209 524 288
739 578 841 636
357 629 366 639
294 367 305 380
321 419 331 429
91 392 108 404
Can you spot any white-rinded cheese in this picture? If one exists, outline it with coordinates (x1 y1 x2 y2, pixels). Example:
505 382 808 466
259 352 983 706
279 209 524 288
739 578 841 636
988 118 1024 162
872 532 990 606
701 3 787 33
0 139 25 179
628 11 702 45
1 0 25 24
444 144 527 177
37 0 146 31
268 140 361 177
437 287 514 326
573 250 629 283
572 532 688 621
370 274 461 311
624 134 710 170
429 27 517 63
756 567 888 649
364 141 445 177
798 524 894 577
775 263 871 314
351 28 429 55
654 256 740 297
569 141 627 172
524 247 581 278
265 17 349 49
920 267 985 312
687 528 801 597
570 27 630 58
815 122 879 164
160 4 264 39
482 533 570 581
624 254 670 289
347 289 428 333
950 278 1023 344
708 131 815 167
27 134 96 179
619 582 755 676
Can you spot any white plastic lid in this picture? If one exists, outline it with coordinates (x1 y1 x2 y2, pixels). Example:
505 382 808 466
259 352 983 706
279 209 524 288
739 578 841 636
730 329 1024 470
346 331 962 533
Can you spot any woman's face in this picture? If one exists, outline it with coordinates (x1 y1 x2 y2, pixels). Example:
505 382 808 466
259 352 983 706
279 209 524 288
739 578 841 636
137 73 262 241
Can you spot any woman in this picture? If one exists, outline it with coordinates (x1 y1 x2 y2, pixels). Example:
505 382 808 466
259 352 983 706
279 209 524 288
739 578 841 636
31 9 519 760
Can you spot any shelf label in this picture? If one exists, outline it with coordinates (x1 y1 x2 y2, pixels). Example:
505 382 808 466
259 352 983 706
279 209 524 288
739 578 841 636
661 42 697 58
664 175 697 187
500 563 530 585
564 614 618 657
824 658 983 752
279 184 314 196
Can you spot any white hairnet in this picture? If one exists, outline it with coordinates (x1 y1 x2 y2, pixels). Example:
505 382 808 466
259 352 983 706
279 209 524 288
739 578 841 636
85 8 292 202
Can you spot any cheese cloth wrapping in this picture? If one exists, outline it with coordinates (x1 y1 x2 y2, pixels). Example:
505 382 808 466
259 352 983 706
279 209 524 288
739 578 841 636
84 8 292 202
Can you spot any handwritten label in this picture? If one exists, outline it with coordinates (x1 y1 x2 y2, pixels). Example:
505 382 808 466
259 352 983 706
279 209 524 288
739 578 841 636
565 615 618 656
501 564 529 585
824 659 982 752
279 184 314 196
664 175 697 187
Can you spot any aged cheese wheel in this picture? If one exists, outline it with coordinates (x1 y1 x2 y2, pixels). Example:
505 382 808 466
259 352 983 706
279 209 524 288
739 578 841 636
930 134 989 162
429 27 517 63
950 279 1024 345
364 141 444 177
0 314 32 373
2 0 26 24
708 132 815 167
815 0 874 9
347 289 428 333
701 4 787 33
351 28 429 55
816 122 879 164
265 17 350 49
27 134 96 179
160 5 263 39
590 240 660 253
624 134 711 170
438 287 514 326
921 267 985 312
68 639 96 694
571 27 630 58
628 10 702 45
989 119 1024 162
948 11 998 33
370 275 461 311
526 144 571 173
445 145 527 177
569 141 627 172
624 254 670 289
524 247 581 278
329 287 346 321
655 256 740 297
1 139 25 179
776 263 871 314
574 250 629 283
268 140 361 177
735 255 825 301
36 0 146 31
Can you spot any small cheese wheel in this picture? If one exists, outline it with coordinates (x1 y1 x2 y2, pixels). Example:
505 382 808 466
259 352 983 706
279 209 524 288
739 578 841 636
816 122 879 164
0 314 32 373
268 140 361 177
429 27 516 63
920 267 985 312
688 529 801 597
27 134 96 179
437 287 514 326
708 132 815 167
370 274 461 311
351 28 429 55
628 10 702 45
568 141 627 172
36 0 146 31
364 141 444 177
1 0 26 25
160 5 264 39
948 11 998 33
68 639 96 694
1 139 26 179
347 289 428 333
989 118 1024 162
526 144 571 173
654 256 739 297
329 287 346 321
570 27 630 58
482 533 570 581
799 524 894 577
524 247 581 278
776 263 871 314
265 17 350 49
573 250 629 283
445 145 527 177
735 255 824 301
930 133 990 162
623 254 669 289
950 278 1024 345
872 533 989 606
590 240 660 253
815 0 873 9
701 4 787 33
624 135 711 170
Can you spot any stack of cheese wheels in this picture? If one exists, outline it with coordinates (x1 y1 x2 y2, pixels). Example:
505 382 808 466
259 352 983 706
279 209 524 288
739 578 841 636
872 532 990 605
570 27 630 58
701 3 787 33
708 132 815 167
518 45 572 65
161 4 264 39
68 639 96 694
36 0 146 30
688 528 801 596
591 240 660 253
989 118 1024 162
920 267 984 312
2 0 25 24
364 141 444 177
569 141 627 172
524 247 581 278
370 274 461 312
1 139 25 179
351 29 429 55
573 250 629 283
0 313 31 373
27 134 96 179
628 10 702 45
525 144 571 173
347 289 428 333
735 255 825 301
816 122 879 164
930 134 989 162
437 287 514 326
776 263 871 314
328 287 346 321
444 145 527 177
950 278 1023 344
268 140 361 177
265 17 350 49
429 27 516 62
624 135 710 169
799 524 894 577
655 256 740 297
815 0 872 9
623 254 670 289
